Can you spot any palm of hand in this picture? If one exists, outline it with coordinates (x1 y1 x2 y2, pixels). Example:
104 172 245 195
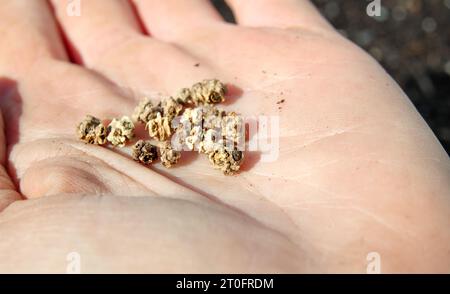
0 0 448 273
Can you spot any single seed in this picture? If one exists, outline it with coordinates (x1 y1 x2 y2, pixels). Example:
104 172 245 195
159 142 181 168
146 112 172 141
191 79 226 105
175 88 192 105
76 115 108 145
132 98 160 124
160 96 183 120
107 116 135 147
208 147 244 175
132 140 158 165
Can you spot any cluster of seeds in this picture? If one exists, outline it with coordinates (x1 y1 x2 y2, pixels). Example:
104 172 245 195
173 104 244 175
77 115 134 146
76 79 244 175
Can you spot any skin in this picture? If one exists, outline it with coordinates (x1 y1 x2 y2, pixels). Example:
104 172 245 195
0 0 449 273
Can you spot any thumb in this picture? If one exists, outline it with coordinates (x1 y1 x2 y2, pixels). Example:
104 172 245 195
0 110 21 212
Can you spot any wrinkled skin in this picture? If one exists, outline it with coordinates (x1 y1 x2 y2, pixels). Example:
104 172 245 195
0 0 449 273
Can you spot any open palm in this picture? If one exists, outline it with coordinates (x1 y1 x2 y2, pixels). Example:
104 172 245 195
0 0 449 273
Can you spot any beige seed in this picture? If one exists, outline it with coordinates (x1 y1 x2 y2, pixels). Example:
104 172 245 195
147 112 172 141
107 116 135 147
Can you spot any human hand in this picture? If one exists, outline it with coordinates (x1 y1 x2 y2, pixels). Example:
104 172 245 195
0 0 449 273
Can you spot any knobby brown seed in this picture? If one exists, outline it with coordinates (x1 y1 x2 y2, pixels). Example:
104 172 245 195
132 98 158 124
175 87 192 105
76 115 108 145
191 79 226 105
208 147 244 175
132 140 158 165
159 142 181 168
160 97 183 121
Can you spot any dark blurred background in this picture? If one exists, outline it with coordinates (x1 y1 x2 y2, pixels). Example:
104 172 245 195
212 0 450 154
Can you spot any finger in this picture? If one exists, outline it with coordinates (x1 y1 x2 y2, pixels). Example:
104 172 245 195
0 0 68 77
226 0 333 31
50 0 143 64
132 0 223 41
0 110 22 212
